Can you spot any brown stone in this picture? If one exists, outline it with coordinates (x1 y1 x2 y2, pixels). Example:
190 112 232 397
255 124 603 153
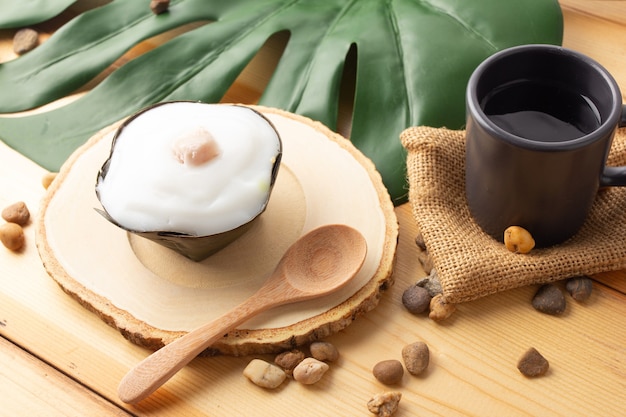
517 347 549 377
532 284 566 315
13 28 39 55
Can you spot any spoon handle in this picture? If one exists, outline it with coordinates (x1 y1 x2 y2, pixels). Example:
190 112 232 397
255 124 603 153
118 296 272 404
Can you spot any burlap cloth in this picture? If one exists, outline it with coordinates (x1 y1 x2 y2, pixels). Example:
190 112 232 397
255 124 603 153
401 126 626 304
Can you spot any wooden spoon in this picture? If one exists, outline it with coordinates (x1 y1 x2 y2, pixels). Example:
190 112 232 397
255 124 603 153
118 224 367 403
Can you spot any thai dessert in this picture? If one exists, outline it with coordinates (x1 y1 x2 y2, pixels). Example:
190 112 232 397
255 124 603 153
96 101 282 261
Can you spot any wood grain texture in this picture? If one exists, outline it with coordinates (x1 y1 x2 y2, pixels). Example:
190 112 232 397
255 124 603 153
1 2 626 416
561 0 626 26
0 337 130 417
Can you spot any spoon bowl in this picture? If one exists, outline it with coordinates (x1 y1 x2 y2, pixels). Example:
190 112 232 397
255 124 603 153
118 224 367 404
268 224 367 297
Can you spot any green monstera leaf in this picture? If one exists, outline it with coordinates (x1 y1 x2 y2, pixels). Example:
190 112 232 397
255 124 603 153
0 0 77 28
0 0 563 204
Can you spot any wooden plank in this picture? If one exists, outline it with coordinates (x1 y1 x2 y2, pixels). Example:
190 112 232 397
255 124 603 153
0 337 131 417
562 3 626 101
592 270 626 294
560 0 626 26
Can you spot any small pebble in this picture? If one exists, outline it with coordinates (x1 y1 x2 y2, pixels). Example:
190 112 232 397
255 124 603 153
2 201 30 226
402 284 431 314
416 269 442 297
367 391 402 417
243 359 286 389
42 172 57 189
414 233 427 251
150 0 170 14
310 341 339 362
416 248 434 274
13 28 39 55
429 293 456 321
372 360 404 385
274 349 305 375
517 347 549 377
565 276 593 302
532 284 566 315
401 341 429 375
292 357 329 385
504 226 535 254
414 234 433 273
0 222 25 251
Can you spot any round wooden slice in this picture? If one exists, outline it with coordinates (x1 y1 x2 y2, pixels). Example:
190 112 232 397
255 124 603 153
36 106 398 356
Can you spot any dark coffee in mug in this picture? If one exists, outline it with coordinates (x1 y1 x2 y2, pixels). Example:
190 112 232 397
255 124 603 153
465 44 626 247
482 80 601 142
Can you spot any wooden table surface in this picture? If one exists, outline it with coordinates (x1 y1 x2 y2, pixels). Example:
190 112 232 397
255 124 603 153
1 1 625 416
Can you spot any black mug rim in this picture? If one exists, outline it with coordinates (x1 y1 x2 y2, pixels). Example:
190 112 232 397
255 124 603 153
467 44 622 151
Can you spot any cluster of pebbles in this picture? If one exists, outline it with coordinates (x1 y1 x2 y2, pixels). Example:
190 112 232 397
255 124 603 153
401 233 455 322
243 339 426 416
0 173 56 253
404 230 595 381
243 341 339 389
0 201 30 251
372 341 430 385
367 341 430 416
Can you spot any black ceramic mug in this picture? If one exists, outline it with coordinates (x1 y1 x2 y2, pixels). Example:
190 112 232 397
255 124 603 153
465 44 626 247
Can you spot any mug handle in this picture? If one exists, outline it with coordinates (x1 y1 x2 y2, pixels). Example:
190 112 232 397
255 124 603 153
600 104 626 187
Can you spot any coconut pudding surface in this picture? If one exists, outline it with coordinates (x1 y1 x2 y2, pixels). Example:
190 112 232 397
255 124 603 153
96 102 281 236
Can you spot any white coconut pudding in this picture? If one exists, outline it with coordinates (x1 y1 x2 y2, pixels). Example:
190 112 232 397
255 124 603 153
95 102 282 260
